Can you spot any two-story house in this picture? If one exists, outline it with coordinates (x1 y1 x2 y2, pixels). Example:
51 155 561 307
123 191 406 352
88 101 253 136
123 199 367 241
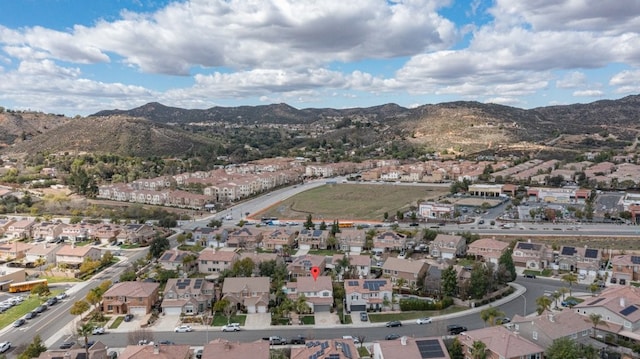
558 246 601 276
0 242 33 261
467 237 509 266
429 234 466 260
158 249 197 274
221 277 270 313
60 223 90 242
24 243 62 268
285 276 333 312
238 252 279 276
226 227 264 249
31 221 64 242
161 278 215 315
382 257 428 287
116 224 156 245
507 310 594 348
102 281 160 315
611 254 640 283
92 224 121 244
348 254 372 278
55 244 102 268
191 226 228 248
511 240 550 270
119 343 191 358
287 254 326 278
373 231 406 253
337 229 367 254
372 336 450 359
345 278 392 312
197 249 239 277
458 325 545 359
5 219 35 239
261 228 296 251
296 229 330 250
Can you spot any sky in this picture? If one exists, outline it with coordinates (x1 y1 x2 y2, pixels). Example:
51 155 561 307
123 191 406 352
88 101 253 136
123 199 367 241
0 0 639 116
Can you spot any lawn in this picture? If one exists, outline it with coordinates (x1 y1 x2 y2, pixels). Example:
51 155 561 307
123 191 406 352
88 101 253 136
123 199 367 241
0 294 49 329
368 306 467 323
300 316 315 325
257 184 448 221
110 316 125 329
212 314 246 326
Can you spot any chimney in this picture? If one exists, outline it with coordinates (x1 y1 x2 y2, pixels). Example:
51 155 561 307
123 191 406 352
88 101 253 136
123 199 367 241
153 344 160 354
548 313 555 322
620 297 626 308
225 342 231 351
527 238 531 243
401 336 407 345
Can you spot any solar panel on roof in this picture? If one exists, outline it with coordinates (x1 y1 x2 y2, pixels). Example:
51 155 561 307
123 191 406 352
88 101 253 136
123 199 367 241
160 253 173 261
342 343 352 359
585 248 598 258
416 339 446 359
561 247 576 256
348 281 359 286
194 279 203 289
328 355 340 359
620 305 638 316
631 256 640 264
518 242 533 250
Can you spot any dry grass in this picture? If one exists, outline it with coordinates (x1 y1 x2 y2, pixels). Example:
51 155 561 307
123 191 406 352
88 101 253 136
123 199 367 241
256 184 449 221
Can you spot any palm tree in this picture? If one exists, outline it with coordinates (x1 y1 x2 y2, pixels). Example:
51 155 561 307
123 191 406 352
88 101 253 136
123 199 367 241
78 322 94 358
562 273 578 296
471 340 487 359
295 294 310 315
589 313 608 339
34 257 46 274
557 287 569 301
589 283 599 296
535 295 552 314
551 291 561 309
480 306 505 326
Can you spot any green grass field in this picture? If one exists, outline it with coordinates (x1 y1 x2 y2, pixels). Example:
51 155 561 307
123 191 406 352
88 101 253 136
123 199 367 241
258 184 448 221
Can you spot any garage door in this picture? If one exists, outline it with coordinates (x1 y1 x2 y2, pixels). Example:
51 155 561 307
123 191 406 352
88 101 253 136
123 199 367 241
299 244 311 250
257 305 267 313
314 305 331 312
350 304 366 312
163 307 182 316
129 306 147 315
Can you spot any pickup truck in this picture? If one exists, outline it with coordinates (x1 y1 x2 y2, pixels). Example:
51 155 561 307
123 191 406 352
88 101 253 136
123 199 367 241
289 335 306 344
264 336 286 345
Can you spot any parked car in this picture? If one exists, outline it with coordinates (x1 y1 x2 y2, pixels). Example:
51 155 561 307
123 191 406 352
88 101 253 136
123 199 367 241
447 324 467 335
59 342 75 349
385 334 401 340
107 351 118 359
611 277 617 284
561 299 579 307
92 327 105 335
342 336 360 344
267 336 287 345
46 297 58 306
386 320 402 327
174 325 193 333
82 340 96 348
360 312 368 322
194 349 203 359
35 304 47 313
0 342 11 354
221 323 241 332
56 293 68 301
289 335 306 344
123 314 134 322
523 273 536 279
416 317 432 325
25 311 38 320
620 278 627 285
495 317 511 324
158 340 174 345
13 319 26 327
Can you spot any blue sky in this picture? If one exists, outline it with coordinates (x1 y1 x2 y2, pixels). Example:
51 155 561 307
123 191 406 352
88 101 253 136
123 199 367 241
0 0 639 116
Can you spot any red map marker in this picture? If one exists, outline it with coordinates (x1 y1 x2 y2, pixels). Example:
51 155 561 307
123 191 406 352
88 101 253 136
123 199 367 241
311 266 320 281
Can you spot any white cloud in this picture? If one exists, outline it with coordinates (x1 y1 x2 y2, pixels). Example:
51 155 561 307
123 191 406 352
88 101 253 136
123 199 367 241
573 90 603 97
556 72 587 89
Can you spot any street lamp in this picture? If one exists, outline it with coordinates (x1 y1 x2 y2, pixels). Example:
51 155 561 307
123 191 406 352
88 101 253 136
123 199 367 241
519 294 527 316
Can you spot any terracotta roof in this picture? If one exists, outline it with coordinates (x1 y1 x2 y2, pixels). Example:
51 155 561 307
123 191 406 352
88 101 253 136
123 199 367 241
288 276 332 292
202 339 269 359
222 277 270 294
375 336 449 359
575 285 640 323
459 325 545 358
103 281 159 297
198 248 239 262
382 257 428 274
510 310 592 341
291 339 359 359
468 238 509 252
119 344 191 359
344 278 392 295
348 254 372 267
55 244 98 256
26 243 62 256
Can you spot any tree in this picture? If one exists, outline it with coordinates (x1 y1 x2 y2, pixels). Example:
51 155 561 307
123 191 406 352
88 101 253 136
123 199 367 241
480 306 505 326
70 300 90 320
557 287 569 301
294 294 310 315
551 291 561 309
208 218 222 228
447 337 464 359
326 235 338 251
471 340 487 359
31 283 50 297
149 236 170 258
319 220 327 230
304 214 314 229
441 266 458 297
101 250 114 266
34 257 46 273
469 263 489 299
17 335 47 359
561 273 578 296
120 267 137 282
77 322 93 358
589 283 599 296
214 298 236 324
231 257 255 277
589 313 608 339
497 249 516 282
535 295 552 314
546 337 581 359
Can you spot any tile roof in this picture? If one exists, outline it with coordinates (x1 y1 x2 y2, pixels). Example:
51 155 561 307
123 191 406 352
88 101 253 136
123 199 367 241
291 339 360 359
198 248 239 262
344 278 392 295
382 257 428 273
289 276 332 292
375 336 450 359
459 325 545 358
119 344 191 359
103 281 159 297
202 339 269 359
222 277 270 294
56 244 98 256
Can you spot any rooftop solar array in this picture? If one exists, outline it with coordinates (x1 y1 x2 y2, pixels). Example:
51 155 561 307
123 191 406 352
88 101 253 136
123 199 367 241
518 242 534 250
585 248 599 258
348 281 359 287
341 342 352 359
416 339 445 359
363 280 387 291
194 279 203 289
160 253 173 261
176 279 191 289
561 247 577 256
620 305 638 316
631 256 640 264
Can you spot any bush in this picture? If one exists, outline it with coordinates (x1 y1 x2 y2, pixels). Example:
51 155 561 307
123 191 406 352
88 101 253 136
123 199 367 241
399 297 453 311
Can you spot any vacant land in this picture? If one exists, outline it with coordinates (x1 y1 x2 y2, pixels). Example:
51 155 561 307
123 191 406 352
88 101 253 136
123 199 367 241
257 184 449 221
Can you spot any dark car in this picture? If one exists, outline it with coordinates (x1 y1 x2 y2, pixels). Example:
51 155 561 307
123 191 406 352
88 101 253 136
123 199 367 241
524 274 536 279
13 318 26 327
409 223 419 227
385 334 401 340
158 340 174 345
562 299 579 307
46 297 58 306
289 335 306 344
447 324 467 335
386 320 402 327
124 314 134 322
611 277 617 284
25 311 38 320
59 342 75 349
360 312 368 322
620 278 627 285
35 304 47 313
495 317 511 324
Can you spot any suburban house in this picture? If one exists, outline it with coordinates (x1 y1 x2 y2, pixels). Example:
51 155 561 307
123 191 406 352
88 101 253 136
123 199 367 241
381 257 428 287
0 241 33 261
557 245 602 275
611 254 640 283
261 228 296 251
221 277 270 313
348 254 372 278
573 286 640 344
37 341 109 359
507 310 594 349
285 276 334 312
93 224 121 244
511 240 550 270
161 278 215 315
291 339 360 359
191 226 228 248
296 229 330 250
226 227 264 249
116 224 157 244
429 234 466 260
60 223 90 242
197 248 239 276
201 339 269 359
458 325 545 359
5 219 35 239
345 278 392 312
373 231 406 252
118 344 191 359
467 237 509 266
337 229 367 254
287 254 326 278
24 243 62 267
102 281 160 315
31 221 64 242
55 245 102 268
158 249 197 274
372 336 450 359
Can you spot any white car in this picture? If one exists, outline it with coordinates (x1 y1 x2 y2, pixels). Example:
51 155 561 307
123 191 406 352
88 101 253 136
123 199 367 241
92 327 105 335
0 342 11 354
221 323 241 332
416 317 433 325
174 325 193 333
